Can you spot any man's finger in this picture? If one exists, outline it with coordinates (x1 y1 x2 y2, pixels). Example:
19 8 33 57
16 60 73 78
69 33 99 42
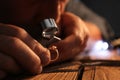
0 52 21 74
0 35 42 74
0 23 51 66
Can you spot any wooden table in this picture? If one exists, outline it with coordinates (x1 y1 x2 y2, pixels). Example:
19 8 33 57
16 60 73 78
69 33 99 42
5 60 80 80
4 49 120 80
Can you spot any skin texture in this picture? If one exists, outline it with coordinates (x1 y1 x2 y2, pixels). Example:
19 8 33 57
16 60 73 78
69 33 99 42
0 0 101 79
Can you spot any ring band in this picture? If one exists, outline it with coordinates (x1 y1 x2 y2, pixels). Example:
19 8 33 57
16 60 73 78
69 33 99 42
48 46 59 62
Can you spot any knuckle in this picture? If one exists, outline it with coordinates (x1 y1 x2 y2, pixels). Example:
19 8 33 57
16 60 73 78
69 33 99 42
34 45 51 66
32 66 42 74
7 24 28 38
41 49 51 66
7 37 21 47
28 60 42 74
12 27 28 38
0 23 28 38
75 35 82 44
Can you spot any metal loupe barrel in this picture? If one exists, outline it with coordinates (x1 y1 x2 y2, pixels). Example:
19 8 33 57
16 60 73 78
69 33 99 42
40 18 61 47
40 18 59 39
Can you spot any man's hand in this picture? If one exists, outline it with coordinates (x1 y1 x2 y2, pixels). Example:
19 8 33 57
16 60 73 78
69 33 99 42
0 23 51 78
52 12 89 62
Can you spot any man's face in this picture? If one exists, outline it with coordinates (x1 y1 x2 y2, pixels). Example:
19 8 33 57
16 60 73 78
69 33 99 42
0 0 68 25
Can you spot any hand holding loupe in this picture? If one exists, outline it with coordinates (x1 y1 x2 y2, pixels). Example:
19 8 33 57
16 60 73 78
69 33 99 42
39 18 61 62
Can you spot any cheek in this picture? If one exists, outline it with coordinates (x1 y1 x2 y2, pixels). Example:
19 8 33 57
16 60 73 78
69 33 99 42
11 5 37 23
10 7 38 24
0 0 67 25
35 1 62 24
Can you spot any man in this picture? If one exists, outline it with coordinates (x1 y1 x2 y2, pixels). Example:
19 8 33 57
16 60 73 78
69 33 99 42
0 0 101 78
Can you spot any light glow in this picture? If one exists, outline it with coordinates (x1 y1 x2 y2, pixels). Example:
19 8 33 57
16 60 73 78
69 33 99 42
92 40 109 51
89 40 111 59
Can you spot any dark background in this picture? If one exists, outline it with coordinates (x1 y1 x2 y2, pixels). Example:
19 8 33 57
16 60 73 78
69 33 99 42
81 0 120 37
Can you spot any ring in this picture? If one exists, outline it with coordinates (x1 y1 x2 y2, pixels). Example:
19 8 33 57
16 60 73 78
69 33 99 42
48 46 59 62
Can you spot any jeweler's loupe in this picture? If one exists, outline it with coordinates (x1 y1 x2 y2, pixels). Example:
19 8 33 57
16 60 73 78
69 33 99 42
40 18 61 47
40 18 61 61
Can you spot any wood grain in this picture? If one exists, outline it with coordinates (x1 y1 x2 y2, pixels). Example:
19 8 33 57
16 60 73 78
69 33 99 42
5 53 120 80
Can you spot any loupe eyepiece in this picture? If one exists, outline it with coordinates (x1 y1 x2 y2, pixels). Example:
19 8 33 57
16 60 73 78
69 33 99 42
40 18 59 39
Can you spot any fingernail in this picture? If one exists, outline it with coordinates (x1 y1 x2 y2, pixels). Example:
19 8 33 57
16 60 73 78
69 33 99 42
38 66 43 74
